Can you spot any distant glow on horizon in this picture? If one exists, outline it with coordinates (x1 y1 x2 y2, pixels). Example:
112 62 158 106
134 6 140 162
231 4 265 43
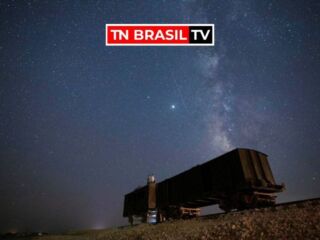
91 223 107 230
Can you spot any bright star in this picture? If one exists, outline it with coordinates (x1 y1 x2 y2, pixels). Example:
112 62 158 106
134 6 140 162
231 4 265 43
170 104 176 110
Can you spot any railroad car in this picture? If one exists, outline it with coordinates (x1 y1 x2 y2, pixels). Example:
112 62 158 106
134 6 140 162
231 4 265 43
123 148 284 223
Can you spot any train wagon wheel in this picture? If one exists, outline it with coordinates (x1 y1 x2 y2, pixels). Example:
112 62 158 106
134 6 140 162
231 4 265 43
241 194 256 209
158 211 166 222
128 215 133 226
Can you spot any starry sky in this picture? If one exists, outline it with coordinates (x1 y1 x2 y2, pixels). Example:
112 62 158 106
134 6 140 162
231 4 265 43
0 0 320 233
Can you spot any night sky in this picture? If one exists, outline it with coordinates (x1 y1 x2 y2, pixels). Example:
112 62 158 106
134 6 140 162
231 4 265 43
1 0 320 233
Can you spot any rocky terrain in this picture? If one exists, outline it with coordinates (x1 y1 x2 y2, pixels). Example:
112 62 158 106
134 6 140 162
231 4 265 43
9 199 320 240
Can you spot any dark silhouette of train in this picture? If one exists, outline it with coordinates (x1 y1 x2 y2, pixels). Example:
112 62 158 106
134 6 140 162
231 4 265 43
123 148 284 223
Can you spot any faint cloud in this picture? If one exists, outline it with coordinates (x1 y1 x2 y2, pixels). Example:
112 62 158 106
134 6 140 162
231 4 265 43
207 81 234 153
197 53 220 78
209 115 233 153
183 0 234 154
196 52 234 154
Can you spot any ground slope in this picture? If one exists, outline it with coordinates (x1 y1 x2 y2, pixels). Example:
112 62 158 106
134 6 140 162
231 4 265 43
35 199 320 240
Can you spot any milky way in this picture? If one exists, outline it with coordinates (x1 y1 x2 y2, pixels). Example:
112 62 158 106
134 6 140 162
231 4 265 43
0 0 319 233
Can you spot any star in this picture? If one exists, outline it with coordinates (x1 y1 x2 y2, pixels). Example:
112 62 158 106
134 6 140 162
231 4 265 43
170 104 176 110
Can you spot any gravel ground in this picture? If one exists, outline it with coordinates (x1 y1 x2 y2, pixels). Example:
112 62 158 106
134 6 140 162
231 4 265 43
33 199 320 240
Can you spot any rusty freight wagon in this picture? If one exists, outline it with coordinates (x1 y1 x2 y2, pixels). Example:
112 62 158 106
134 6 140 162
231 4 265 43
123 148 284 223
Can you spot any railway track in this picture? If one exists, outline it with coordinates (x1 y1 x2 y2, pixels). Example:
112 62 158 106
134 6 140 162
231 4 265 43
200 197 320 220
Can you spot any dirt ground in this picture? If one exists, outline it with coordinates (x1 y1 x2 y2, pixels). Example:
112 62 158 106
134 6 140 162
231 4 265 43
29 199 320 240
